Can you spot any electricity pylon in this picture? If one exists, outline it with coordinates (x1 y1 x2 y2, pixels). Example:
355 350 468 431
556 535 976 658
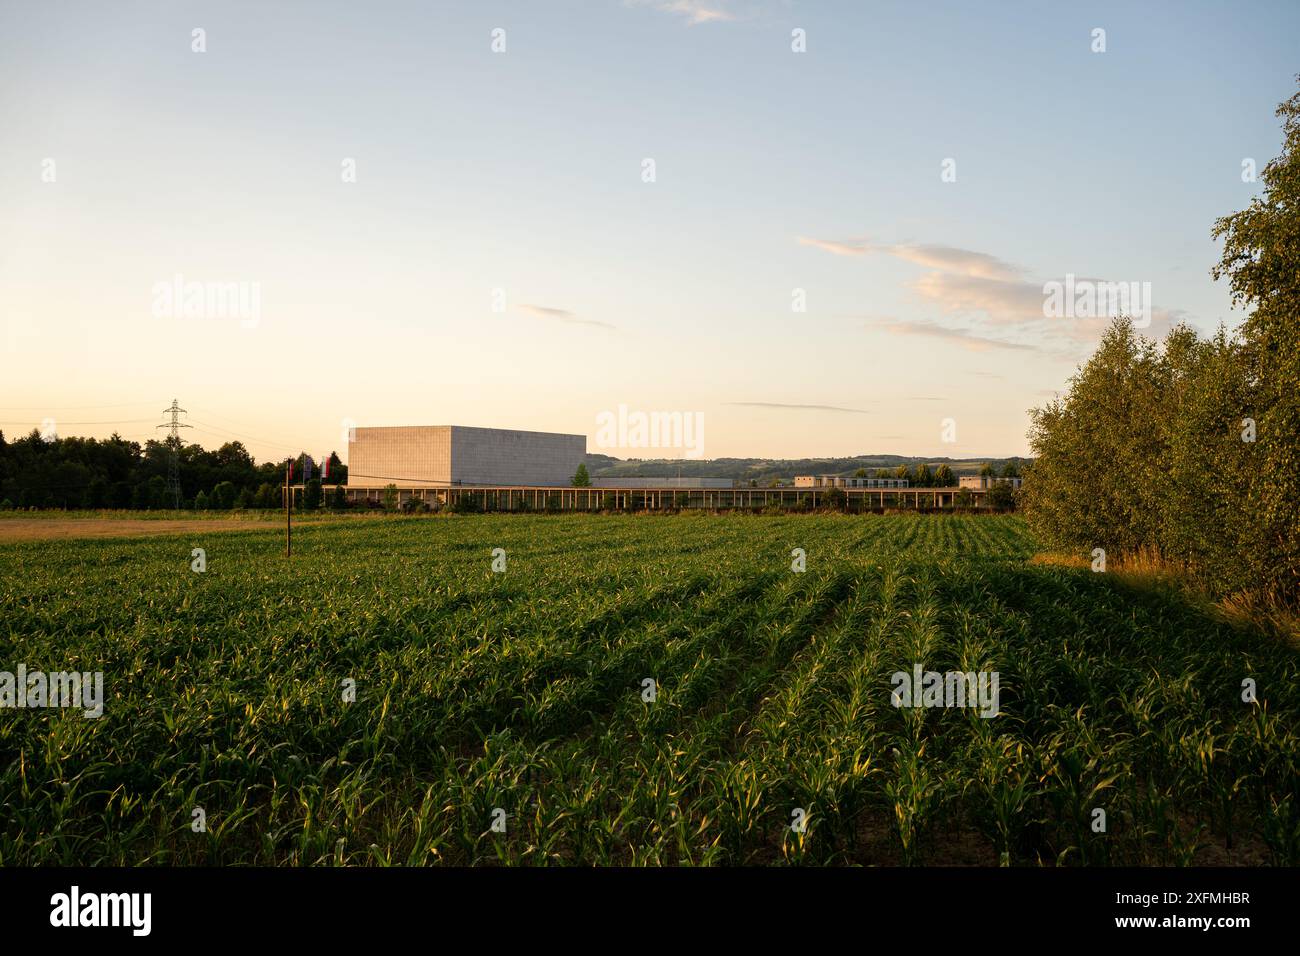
157 399 192 509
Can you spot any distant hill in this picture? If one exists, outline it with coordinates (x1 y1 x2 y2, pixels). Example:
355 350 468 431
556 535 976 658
584 453 1030 485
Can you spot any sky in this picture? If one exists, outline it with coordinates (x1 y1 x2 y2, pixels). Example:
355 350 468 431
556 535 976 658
1 0 1297 465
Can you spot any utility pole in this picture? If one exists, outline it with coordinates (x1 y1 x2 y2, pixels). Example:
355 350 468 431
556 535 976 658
285 458 293 558
156 399 192 509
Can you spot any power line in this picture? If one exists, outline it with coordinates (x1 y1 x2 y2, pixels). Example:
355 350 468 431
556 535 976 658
186 406 315 450
0 401 159 411
187 420 306 457
0 418 158 425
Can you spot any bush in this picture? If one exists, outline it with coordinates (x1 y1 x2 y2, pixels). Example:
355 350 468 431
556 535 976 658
451 492 481 514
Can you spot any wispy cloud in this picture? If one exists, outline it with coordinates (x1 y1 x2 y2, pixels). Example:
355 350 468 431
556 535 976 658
517 303 615 329
798 237 1022 281
804 233 1192 355
630 0 735 25
875 318 1041 353
726 401 872 414
890 245 1023 281
796 236 873 257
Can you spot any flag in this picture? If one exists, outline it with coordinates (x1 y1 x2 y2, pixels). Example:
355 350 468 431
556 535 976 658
322 455 331 480
302 455 315 481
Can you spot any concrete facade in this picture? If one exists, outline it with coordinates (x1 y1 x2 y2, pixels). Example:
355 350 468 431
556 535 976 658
591 477 734 489
795 475 909 489
347 425 585 488
959 475 1023 490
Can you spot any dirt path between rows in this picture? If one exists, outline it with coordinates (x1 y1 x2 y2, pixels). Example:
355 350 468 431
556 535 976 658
0 518 281 541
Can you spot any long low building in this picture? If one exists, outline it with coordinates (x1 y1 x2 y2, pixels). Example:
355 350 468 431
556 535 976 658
795 475 910 489
343 483 988 510
591 476 734 489
959 475 1023 490
346 425 585 489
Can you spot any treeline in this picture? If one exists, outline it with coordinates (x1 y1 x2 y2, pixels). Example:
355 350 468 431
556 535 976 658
1022 82 1300 606
0 432 347 511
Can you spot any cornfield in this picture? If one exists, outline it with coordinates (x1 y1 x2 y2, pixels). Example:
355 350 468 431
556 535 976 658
1 514 1296 865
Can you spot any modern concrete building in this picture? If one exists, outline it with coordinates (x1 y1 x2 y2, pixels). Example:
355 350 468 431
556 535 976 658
346 425 585 490
795 475 909 489
959 475 1023 490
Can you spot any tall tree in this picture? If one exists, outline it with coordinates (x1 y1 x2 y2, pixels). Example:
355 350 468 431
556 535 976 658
1211 77 1300 601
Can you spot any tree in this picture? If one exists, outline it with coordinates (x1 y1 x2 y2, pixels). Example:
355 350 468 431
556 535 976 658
954 488 975 509
382 484 398 512
147 475 168 509
987 483 1015 511
1210 77 1300 602
824 486 847 510
255 482 279 509
303 478 322 511
324 451 346 484
979 462 995 477
82 477 107 509
875 469 891 480
109 482 132 509
894 465 910 482
194 490 209 510
572 463 592 487
1001 461 1020 479
853 467 868 478
331 484 348 510
934 464 955 487
211 481 237 510
913 463 933 487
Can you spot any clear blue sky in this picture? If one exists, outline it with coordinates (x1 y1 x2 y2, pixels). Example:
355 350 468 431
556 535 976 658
1 0 1296 462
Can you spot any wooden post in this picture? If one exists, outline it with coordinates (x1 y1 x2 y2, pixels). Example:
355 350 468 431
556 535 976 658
284 461 292 558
